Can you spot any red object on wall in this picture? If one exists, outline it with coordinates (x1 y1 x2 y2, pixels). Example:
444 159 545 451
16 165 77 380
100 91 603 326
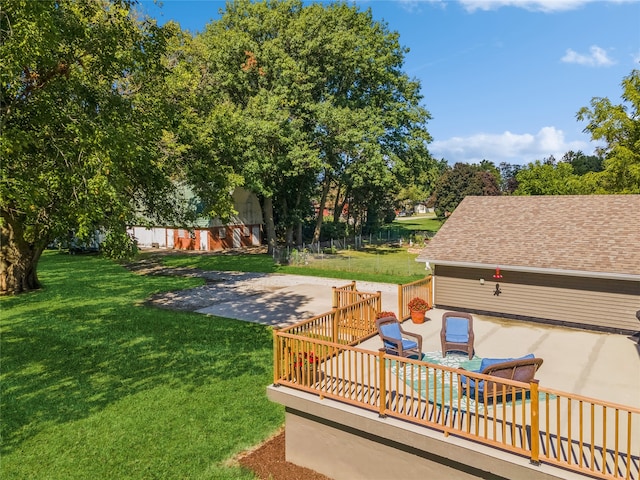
493 267 503 279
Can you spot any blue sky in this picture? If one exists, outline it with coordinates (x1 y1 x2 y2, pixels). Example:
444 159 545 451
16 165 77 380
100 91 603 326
141 0 640 166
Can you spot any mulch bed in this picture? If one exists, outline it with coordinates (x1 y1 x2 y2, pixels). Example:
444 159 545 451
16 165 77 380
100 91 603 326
237 430 331 480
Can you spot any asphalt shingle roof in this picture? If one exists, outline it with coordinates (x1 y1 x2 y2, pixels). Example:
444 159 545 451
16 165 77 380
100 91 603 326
416 195 640 278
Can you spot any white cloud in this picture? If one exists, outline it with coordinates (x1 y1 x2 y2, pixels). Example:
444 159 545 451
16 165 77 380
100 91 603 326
429 127 590 165
458 0 591 12
394 0 636 13
396 0 422 12
561 45 615 67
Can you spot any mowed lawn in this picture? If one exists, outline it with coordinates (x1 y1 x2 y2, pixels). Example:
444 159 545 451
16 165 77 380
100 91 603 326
1 252 283 479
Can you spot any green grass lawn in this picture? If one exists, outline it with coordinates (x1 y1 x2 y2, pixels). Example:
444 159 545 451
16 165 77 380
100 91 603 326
160 246 428 285
1 252 283 479
389 214 443 234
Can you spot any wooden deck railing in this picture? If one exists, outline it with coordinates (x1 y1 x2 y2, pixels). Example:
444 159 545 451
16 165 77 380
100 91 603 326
277 289 381 346
398 276 432 321
536 387 640 479
332 281 380 309
273 288 640 480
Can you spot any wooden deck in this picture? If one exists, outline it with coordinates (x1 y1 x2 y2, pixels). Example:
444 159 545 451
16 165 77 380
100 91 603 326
305 371 640 480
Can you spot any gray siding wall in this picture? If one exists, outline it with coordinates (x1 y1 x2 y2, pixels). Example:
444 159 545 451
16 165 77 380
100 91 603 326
434 266 640 333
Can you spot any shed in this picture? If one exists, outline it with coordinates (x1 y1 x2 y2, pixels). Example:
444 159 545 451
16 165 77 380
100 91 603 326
128 187 263 251
416 195 640 333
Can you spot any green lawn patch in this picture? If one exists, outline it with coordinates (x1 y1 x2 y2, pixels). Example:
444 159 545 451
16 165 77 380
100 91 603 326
0 252 282 479
388 214 444 235
161 246 427 285
161 252 278 273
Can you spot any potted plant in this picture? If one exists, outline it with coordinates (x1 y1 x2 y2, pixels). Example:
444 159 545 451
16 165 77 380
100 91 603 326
376 311 397 320
290 351 320 386
407 297 430 324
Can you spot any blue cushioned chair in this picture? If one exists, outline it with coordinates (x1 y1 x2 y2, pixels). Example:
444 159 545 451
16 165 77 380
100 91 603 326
376 316 422 358
458 354 543 403
440 311 474 359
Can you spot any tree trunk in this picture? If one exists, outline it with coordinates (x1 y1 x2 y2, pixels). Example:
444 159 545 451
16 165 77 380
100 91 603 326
332 183 343 222
335 186 349 226
313 175 332 244
261 196 277 255
281 197 293 248
1 212 45 294
285 226 294 247
295 221 303 247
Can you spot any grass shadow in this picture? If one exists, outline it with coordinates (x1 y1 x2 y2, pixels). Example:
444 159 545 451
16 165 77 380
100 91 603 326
0 253 279 460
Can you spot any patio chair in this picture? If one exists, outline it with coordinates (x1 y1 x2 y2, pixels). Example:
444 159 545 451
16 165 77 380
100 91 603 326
458 354 544 403
441 311 474 359
376 316 422 358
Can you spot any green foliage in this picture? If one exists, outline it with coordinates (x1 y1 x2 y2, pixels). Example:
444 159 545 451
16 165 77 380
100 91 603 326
288 248 310 266
516 68 640 197
577 69 640 193
197 0 433 247
431 162 501 216
0 252 281 479
413 233 426 245
318 221 348 242
100 230 138 260
514 160 587 195
498 162 523 193
0 0 183 293
562 151 604 175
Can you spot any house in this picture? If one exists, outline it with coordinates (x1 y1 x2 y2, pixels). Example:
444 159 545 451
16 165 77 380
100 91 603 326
413 202 433 214
128 187 263 251
416 195 640 333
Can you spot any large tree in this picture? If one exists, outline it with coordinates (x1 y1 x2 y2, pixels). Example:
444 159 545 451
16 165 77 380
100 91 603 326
430 162 501 217
199 0 432 250
0 0 179 294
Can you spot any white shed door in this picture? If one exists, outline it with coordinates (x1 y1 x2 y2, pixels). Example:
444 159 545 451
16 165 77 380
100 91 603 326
251 226 260 246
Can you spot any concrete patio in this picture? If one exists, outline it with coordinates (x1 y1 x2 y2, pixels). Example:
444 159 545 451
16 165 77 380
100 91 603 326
188 273 638 408
360 308 640 409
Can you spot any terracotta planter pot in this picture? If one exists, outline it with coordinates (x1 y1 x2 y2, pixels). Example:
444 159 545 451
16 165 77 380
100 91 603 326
410 310 426 324
292 366 322 386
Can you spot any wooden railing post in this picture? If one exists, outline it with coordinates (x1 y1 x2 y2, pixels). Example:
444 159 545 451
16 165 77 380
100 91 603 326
332 309 339 344
397 283 403 320
332 286 338 309
273 331 280 385
530 379 541 465
378 348 387 418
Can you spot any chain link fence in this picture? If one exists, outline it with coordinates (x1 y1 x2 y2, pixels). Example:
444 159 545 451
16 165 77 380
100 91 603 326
271 230 435 277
